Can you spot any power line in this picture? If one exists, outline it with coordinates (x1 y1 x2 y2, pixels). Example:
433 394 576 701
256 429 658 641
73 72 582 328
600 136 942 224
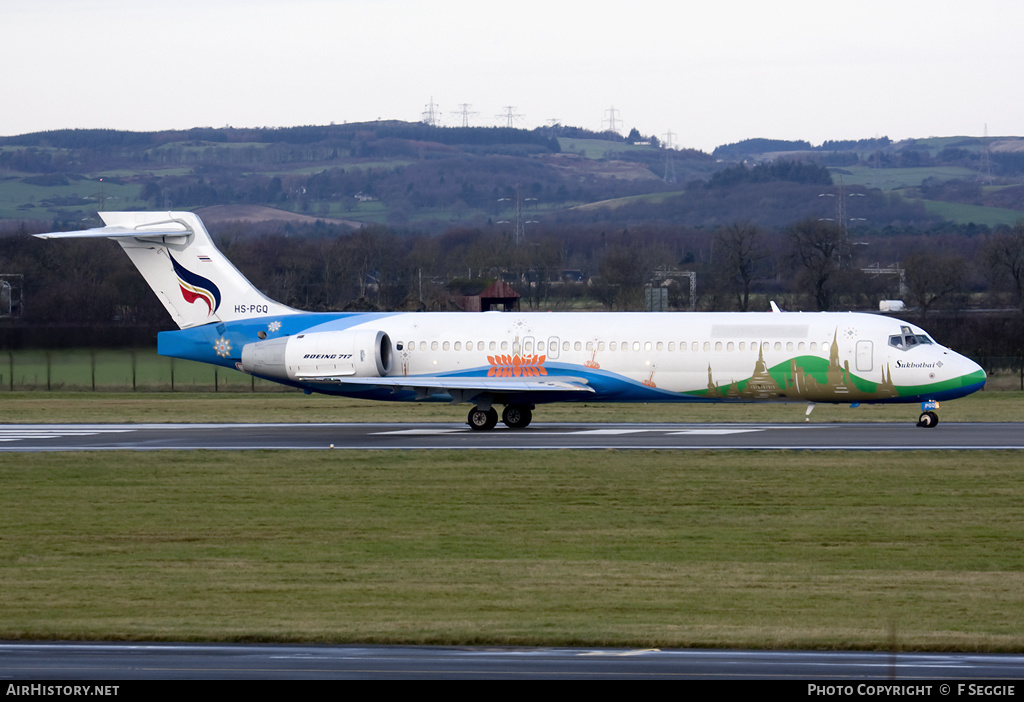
496 106 523 128
603 105 622 133
421 97 441 127
452 103 479 128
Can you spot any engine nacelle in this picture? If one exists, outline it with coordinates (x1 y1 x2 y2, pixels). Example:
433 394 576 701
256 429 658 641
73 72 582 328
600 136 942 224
241 329 393 382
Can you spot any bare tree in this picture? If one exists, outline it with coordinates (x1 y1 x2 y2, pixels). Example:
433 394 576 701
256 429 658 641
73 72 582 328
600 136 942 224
787 219 851 310
903 250 965 318
986 221 1024 313
714 221 765 311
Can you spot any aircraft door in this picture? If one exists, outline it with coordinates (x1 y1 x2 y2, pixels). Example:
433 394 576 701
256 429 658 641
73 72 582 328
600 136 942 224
856 340 873 372
547 336 560 359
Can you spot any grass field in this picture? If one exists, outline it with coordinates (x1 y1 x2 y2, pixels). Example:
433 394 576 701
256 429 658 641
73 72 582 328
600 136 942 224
2 449 1023 649
919 199 1024 227
2 363 1023 649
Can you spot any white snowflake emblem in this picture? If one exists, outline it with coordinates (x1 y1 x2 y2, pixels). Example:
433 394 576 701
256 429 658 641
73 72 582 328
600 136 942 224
507 318 532 336
213 337 233 357
268 320 282 333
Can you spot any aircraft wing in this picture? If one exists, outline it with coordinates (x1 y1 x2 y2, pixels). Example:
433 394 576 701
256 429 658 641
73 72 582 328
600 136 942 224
295 374 594 400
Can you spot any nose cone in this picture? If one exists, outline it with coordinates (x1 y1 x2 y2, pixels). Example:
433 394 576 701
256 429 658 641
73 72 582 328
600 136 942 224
961 357 987 391
943 353 986 399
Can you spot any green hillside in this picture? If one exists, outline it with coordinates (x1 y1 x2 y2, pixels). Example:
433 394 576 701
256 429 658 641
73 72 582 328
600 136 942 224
1 125 1023 230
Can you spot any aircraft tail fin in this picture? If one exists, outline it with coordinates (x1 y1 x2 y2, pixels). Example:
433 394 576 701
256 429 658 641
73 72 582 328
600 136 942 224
35 211 297 329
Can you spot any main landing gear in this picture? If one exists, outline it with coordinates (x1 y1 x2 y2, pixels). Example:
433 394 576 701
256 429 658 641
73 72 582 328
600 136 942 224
466 404 534 430
916 400 940 428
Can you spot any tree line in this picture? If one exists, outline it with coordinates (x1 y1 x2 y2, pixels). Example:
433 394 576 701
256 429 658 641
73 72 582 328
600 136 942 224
3 216 1024 356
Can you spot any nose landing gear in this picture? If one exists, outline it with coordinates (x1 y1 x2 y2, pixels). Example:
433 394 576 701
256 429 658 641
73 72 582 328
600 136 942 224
916 401 940 428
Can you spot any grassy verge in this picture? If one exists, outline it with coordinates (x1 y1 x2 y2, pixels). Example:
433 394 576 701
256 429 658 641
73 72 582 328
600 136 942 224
2 450 1023 649
0 389 1020 424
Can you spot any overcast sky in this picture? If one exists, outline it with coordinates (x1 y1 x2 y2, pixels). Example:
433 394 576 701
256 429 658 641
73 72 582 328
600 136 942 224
4 0 1022 152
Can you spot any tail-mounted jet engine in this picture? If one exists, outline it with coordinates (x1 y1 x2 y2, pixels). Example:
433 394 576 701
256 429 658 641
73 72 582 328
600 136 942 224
241 329 393 382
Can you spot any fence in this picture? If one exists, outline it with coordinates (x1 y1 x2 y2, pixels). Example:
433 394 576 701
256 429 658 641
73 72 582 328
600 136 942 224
1 349 1021 392
975 356 1024 391
0 349 289 392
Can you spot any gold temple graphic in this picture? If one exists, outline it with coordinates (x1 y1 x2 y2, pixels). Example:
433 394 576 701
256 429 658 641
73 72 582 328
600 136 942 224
704 330 897 402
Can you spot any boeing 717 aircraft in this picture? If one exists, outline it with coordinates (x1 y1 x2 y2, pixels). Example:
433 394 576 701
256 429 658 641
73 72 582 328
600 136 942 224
37 211 986 429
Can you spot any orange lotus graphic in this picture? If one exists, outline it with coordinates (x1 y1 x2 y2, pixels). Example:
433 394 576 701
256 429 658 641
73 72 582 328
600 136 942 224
487 354 548 378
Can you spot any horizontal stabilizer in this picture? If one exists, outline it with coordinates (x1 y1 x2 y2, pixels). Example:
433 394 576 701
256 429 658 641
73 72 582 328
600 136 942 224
34 211 297 329
34 225 190 240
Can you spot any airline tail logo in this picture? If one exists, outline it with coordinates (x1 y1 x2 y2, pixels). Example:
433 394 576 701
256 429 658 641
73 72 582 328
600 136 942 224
169 253 221 316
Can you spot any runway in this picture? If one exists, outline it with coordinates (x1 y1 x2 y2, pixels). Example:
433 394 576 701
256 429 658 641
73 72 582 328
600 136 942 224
3 642 1024 680
2 421 1024 451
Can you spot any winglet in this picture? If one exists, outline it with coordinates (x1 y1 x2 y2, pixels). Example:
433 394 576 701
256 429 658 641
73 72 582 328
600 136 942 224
770 300 783 313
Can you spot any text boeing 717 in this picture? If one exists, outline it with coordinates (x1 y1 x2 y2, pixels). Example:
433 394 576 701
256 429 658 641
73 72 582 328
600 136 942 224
36 211 986 429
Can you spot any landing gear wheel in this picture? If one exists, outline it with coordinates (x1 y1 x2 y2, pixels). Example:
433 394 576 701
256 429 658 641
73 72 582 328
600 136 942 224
917 411 939 428
501 405 533 429
467 407 498 431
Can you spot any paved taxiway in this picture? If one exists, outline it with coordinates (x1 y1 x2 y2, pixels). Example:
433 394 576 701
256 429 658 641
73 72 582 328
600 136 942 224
2 421 1023 451
4 642 1024 680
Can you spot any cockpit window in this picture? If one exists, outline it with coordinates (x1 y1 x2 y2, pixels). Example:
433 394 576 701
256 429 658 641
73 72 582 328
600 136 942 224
889 326 934 350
